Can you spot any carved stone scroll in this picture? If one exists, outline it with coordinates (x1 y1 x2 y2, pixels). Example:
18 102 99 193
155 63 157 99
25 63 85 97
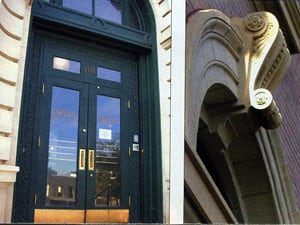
252 88 282 129
237 12 290 129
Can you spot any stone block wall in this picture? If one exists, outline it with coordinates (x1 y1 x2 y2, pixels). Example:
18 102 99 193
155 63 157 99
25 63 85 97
0 0 31 222
149 0 172 223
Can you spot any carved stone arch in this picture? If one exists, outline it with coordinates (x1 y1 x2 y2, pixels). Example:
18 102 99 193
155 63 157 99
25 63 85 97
196 118 245 223
186 9 243 152
185 9 299 224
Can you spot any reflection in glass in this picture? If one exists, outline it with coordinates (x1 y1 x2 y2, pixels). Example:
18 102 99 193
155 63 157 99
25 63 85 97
53 57 81 74
97 67 121 83
95 96 121 206
49 0 142 30
46 87 79 206
62 0 92 15
95 0 122 24
130 3 141 30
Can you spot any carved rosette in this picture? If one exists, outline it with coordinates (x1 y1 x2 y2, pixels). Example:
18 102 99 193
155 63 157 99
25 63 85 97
246 13 268 37
251 89 282 129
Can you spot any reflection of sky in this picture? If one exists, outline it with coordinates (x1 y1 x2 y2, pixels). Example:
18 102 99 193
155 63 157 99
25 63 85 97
49 87 79 141
97 95 120 143
97 67 121 82
63 0 92 15
47 88 121 176
53 57 81 74
62 0 122 24
48 87 79 176
95 0 122 24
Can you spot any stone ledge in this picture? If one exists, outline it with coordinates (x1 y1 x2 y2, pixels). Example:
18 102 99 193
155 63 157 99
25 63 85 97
0 136 11 161
0 164 19 183
0 82 16 108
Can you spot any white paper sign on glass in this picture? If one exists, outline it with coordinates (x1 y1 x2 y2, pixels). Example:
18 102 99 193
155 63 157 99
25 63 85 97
99 128 112 140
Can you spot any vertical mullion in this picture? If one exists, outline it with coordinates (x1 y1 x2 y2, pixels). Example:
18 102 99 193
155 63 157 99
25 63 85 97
54 0 62 5
123 0 129 26
92 0 95 16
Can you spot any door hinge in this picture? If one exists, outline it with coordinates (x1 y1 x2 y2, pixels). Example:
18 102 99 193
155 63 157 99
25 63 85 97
128 196 131 207
128 147 131 157
34 194 37 206
38 136 41 148
42 83 45 94
127 99 131 109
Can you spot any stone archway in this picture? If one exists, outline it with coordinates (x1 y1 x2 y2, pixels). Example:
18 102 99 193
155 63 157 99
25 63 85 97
185 9 299 223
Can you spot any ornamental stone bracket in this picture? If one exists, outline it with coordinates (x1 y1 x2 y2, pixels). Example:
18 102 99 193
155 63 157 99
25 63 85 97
232 11 290 129
185 10 291 153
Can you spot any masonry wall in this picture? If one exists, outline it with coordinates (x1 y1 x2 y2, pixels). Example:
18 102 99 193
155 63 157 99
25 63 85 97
186 0 255 17
274 55 300 207
0 0 32 222
149 0 172 222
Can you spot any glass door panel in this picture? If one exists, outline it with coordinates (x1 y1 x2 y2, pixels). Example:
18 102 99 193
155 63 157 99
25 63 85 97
46 86 79 207
33 39 138 223
95 96 121 207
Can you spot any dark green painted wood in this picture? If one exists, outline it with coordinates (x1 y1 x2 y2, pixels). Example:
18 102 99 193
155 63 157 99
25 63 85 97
32 0 152 49
13 0 163 223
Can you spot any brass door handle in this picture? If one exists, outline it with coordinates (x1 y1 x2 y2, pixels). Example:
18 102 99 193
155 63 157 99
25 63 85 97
88 149 95 171
79 149 86 170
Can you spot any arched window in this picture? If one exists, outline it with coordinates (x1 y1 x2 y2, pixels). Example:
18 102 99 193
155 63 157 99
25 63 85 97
42 0 142 30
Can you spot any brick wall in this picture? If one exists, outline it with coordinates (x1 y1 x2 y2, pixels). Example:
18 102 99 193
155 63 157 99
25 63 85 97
187 0 255 17
274 55 300 207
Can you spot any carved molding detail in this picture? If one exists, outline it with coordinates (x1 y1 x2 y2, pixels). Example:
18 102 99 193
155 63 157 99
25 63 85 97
252 88 282 129
242 12 290 91
239 12 290 129
246 13 267 33
185 9 298 223
186 10 292 152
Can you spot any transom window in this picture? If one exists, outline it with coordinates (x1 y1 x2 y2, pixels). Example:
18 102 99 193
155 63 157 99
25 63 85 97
43 0 142 30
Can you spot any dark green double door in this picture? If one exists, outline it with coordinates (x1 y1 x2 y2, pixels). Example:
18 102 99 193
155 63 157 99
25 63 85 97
33 36 140 223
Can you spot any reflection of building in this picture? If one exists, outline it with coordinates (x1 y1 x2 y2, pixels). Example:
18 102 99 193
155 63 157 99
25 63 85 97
46 175 76 206
0 0 300 224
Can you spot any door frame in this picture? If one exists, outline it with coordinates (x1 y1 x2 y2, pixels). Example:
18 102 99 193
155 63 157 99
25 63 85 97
24 32 139 222
13 1 163 222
